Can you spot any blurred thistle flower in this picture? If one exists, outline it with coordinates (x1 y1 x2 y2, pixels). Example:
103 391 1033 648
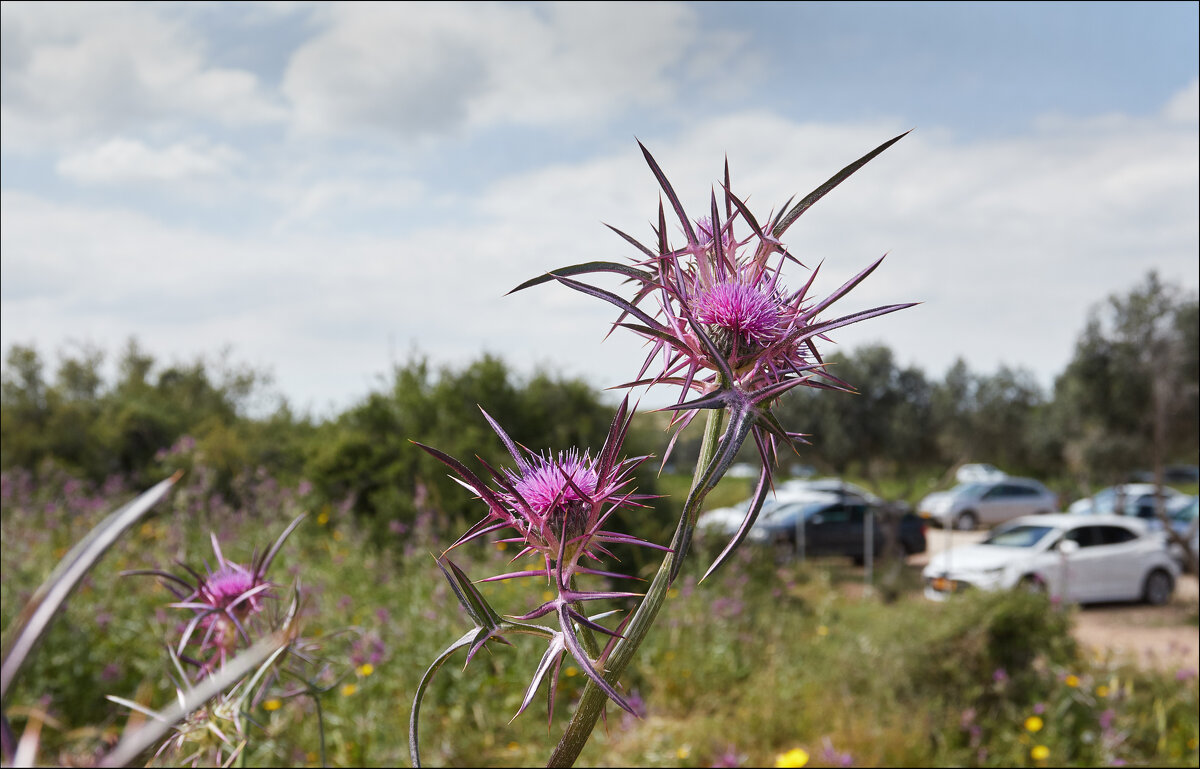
415 397 660 715
123 515 305 676
511 137 914 574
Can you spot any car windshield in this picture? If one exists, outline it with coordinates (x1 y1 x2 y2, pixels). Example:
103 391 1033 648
951 483 987 498
1172 498 1198 524
762 501 827 522
981 525 1054 548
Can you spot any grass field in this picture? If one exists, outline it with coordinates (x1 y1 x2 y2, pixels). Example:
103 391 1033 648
2 465 1197 767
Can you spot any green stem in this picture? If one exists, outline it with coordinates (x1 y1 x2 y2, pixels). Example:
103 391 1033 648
546 409 726 768
314 692 327 769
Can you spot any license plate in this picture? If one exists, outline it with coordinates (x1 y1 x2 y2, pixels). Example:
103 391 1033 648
932 577 955 592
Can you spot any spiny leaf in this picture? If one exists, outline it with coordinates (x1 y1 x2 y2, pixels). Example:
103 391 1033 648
2 473 180 705
773 130 910 238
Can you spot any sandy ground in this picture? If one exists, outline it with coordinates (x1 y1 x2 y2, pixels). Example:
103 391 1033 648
911 529 1200 673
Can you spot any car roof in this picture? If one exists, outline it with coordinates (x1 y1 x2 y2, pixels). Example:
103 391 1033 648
1098 483 1182 495
1005 513 1148 531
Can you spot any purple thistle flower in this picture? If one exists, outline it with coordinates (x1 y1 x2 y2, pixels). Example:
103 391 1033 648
511 137 914 577
415 397 661 716
123 515 305 677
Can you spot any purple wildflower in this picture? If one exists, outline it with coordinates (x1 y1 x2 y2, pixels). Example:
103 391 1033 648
123 515 305 677
511 138 914 575
415 397 660 715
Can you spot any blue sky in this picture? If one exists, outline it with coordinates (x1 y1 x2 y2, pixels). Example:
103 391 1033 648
2 1 1197 415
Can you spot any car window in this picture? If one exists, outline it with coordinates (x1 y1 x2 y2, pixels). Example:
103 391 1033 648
1172 500 1198 523
982 485 1012 500
818 503 850 524
1063 526 1103 548
1098 525 1138 545
952 483 987 498
983 525 1052 547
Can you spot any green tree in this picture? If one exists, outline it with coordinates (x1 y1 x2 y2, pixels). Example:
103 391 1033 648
1054 272 1199 569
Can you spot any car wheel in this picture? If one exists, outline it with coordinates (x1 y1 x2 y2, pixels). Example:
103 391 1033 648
1142 569 1174 606
954 511 978 531
1019 574 1045 594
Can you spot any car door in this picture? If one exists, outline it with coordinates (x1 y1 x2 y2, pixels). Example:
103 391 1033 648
1058 525 1140 602
978 484 1017 526
805 502 851 555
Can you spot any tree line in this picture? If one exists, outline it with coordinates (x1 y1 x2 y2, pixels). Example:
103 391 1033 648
2 272 1196 537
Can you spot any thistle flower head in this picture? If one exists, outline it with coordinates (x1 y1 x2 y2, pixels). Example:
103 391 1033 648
416 397 657 587
511 135 915 575
123 515 305 677
415 398 660 716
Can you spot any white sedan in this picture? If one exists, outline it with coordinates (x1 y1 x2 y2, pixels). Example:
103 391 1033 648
923 514 1179 605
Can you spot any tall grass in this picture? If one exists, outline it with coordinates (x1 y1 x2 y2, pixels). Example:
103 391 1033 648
2 465 1196 766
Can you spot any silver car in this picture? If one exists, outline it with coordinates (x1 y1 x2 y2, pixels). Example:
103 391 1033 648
918 477 1057 530
923 514 1179 604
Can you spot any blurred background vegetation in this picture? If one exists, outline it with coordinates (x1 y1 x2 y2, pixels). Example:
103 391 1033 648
1 270 1197 767
4 270 1195 533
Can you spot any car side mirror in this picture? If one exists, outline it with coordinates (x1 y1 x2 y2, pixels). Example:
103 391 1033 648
1058 539 1080 555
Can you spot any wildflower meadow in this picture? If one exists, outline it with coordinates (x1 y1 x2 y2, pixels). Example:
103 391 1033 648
2 136 1198 768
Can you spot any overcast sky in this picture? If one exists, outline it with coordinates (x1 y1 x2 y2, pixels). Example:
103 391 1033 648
2 1 1197 416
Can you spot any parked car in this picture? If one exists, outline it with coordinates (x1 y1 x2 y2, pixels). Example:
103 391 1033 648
776 478 884 506
698 478 879 536
745 495 927 560
918 477 1057 530
1151 495 1198 572
1068 484 1188 518
922 514 1179 605
955 463 1007 484
1129 466 1199 485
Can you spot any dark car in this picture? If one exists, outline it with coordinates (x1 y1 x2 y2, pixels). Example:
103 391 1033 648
746 496 927 561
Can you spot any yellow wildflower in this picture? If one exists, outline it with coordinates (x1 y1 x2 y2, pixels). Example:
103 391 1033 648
816 625 829 637
356 663 374 677
1031 745 1050 761
341 683 357 697
1064 674 1080 687
1025 715 1044 733
775 747 809 768
1095 685 1109 698
263 699 282 712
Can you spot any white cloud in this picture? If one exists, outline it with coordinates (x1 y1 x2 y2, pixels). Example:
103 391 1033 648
56 138 240 184
281 1 750 139
1164 77 1199 124
3 82 1197 414
0 2 285 150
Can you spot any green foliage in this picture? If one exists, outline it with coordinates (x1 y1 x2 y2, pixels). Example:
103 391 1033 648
3 465 1197 767
0 339 306 498
1054 271 1200 489
302 353 658 551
